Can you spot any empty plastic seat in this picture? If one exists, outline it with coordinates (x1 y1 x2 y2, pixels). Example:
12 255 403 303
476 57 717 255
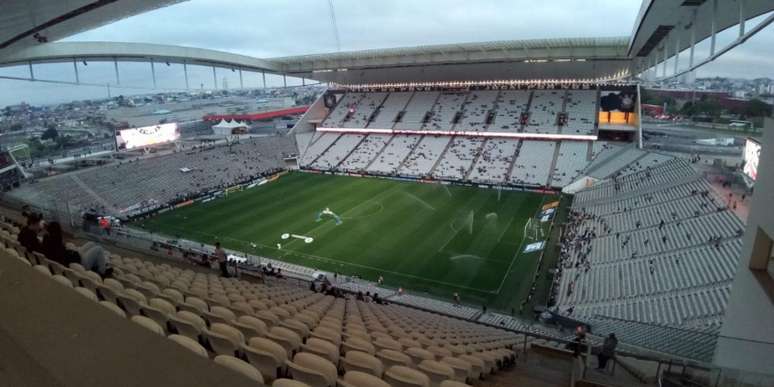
52 274 73 287
342 337 375 355
204 305 237 325
74 287 98 302
168 311 207 341
99 301 127 318
117 289 147 316
384 365 431 387
439 381 472 387
131 315 165 335
440 357 472 382
243 337 288 383
418 360 455 387
33 265 51 276
339 370 391 387
179 296 209 314
214 355 264 383
302 337 339 365
272 379 310 387
267 326 302 357
377 349 412 369
168 334 208 358
406 347 435 364
457 355 483 380
233 315 268 339
287 352 338 387
204 323 245 356
341 350 384 377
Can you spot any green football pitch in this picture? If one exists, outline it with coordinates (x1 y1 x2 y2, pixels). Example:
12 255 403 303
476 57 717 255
138 172 557 310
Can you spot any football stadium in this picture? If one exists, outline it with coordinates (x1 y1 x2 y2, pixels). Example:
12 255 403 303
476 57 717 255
1 1 774 387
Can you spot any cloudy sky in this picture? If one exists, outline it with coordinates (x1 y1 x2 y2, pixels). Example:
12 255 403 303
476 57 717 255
1 0 773 107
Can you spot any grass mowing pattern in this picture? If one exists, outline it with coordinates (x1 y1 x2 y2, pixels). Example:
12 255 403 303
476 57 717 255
138 172 555 308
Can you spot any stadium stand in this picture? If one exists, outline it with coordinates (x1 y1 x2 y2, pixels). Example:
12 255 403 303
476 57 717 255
398 135 452 177
366 135 422 175
14 136 295 216
492 91 530 132
338 134 392 171
455 90 499 131
310 134 365 170
508 141 556 186
0 214 526 387
395 92 440 130
551 141 589 187
467 139 521 185
423 93 468 131
551 156 744 360
563 90 597 135
321 93 362 128
343 93 388 128
301 133 340 166
368 92 414 129
434 137 486 181
525 90 564 133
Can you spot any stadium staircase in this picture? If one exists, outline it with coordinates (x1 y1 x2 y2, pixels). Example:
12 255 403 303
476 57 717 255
546 142 563 187
334 134 369 170
362 134 394 171
503 140 524 185
463 138 489 181
428 135 457 177
394 134 425 174
520 91 535 133
307 133 343 167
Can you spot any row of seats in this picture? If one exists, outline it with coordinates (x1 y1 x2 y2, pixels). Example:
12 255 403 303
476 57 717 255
303 134 602 188
13 136 295 217
321 90 597 134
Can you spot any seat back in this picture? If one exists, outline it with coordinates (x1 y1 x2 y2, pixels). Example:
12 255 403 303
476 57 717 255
342 350 384 377
214 355 264 383
342 370 392 387
287 352 337 387
418 360 454 387
384 365 430 387
244 337 287 382
168 334 208 358
131 315 164 335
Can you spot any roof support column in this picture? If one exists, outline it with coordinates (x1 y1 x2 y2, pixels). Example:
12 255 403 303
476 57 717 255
662 45 667 78
183 62 189 89
283 74 287 88
674 33 680 75
710 0 717 56
739 0 746 37
113 58 120 85
73 59 79 84
689 17 696 69
238 68 243 89
27 61 34 81
302 77 305 86
212 66 217 89
150 59 157 89
262 71 266 89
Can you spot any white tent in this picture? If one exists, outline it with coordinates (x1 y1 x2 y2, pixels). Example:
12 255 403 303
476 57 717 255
212 119 247 136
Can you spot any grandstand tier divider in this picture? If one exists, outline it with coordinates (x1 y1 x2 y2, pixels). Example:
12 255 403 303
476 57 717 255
394 134 426 175
307 133 343 167
334 134 370 170
362 134 395 171
503 140 524 185
546 141 563 187
428 135 457 177
462 137 489 181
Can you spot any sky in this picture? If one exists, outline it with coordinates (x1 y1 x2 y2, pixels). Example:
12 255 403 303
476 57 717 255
1 0 774 107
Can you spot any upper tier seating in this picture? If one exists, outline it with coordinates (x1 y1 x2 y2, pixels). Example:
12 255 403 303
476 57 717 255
394 92 440 130
368 92 414 129
525 91 563 134
563 90 597 135
491 91 530 132
366 135 422 175
423 93 468 131
455 91 499 131
311 135 365 170
399 136 452 177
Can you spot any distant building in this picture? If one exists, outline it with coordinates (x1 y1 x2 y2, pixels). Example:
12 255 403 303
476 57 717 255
256 97 295 109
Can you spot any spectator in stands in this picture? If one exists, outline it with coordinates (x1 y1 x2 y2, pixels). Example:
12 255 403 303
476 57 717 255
18 212 43 253
596 333 618 371
213 242 229 277
41 222 78 266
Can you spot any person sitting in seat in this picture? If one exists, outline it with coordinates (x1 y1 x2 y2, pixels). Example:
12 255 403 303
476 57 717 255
18 212 43 253
42 221 112 277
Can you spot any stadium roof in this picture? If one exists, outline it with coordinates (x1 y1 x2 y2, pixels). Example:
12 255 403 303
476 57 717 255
272 37 633 83
0 0 183 55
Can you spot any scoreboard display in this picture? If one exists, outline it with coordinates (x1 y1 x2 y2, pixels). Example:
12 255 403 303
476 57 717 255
115 123 180 150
